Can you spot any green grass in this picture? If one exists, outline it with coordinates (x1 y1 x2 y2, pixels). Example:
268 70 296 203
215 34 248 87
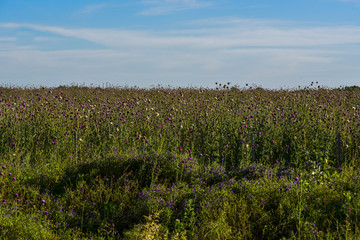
0 84 360 239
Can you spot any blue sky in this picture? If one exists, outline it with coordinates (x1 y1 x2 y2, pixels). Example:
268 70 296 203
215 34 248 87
0 0 360 89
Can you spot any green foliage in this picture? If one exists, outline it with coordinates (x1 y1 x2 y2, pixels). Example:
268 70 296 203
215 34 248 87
1 85 360 239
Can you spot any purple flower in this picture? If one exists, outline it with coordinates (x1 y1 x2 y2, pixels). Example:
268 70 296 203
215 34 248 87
42 200 46 204
295 177 299 181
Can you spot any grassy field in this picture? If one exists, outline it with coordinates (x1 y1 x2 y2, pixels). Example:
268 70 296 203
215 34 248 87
1 84 360 239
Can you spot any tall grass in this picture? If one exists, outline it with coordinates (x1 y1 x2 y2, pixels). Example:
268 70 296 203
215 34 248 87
0 84 360 239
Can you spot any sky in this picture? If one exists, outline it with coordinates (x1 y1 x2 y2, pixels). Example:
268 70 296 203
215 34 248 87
0 0 360 89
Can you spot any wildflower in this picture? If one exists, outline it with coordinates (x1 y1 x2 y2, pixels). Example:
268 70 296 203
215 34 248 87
259 132 261 135
17 199 20 202
42 200 46 204
45 211 48 215
3 199 6 202
2 166 5 169
295 177 299 181
13 177 16 181
9 173 12 176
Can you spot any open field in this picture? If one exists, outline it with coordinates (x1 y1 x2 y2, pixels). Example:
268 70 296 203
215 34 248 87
1 84 360 239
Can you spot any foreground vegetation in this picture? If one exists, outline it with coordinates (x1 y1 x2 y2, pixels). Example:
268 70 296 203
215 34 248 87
1 84 360 239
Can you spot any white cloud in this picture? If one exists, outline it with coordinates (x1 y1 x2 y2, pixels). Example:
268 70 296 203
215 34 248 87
138 0 213 15
1 22 360 49
78 3 107 15
0 37 17 41
0 19 360 88
33 36 60 42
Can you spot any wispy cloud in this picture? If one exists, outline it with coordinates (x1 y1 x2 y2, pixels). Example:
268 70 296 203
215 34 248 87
138 0 213 15
2 22 360 49
78 3 107 15
0 37 17 41
1 19 360 88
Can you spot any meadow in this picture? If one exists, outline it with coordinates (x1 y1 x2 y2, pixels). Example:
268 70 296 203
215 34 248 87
1 83 360 239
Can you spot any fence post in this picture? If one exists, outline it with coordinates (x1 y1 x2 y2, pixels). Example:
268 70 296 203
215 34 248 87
337 132 341 169
251 133 255 163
